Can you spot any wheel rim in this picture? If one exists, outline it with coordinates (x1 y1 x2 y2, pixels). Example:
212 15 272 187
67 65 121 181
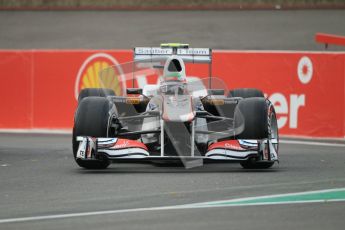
268 107 279 154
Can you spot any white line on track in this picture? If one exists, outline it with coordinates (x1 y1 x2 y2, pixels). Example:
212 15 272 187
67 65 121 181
0 188 344 224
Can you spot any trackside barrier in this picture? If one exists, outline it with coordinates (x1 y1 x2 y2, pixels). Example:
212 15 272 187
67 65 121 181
315 33 345 49
0 50 344 138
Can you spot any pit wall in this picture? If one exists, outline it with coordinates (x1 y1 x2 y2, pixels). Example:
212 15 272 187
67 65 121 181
0 50 344 138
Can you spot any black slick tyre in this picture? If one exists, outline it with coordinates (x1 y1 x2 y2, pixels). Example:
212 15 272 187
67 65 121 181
228 88 264 98
78 88 115 102
234 97 268 140
231 88 277 169
72 97 115 169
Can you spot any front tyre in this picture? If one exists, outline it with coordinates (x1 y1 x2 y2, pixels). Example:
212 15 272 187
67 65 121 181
234 97 268 139
72 97 115 169
240 159 274 169
234 98 278 169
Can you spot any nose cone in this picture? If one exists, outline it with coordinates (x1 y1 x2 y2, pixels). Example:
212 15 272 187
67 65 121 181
162 95 196 122
163 56 186 82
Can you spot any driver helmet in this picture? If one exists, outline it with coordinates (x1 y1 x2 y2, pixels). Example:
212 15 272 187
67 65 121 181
160 56 187 95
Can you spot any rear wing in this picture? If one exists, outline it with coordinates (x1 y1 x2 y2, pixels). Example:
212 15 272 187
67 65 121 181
133 47 212 63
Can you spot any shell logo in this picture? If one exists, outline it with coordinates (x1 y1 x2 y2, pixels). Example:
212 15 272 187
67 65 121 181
74 53 125 100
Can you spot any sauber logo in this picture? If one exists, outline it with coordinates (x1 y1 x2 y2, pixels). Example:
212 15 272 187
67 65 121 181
74 53 125 100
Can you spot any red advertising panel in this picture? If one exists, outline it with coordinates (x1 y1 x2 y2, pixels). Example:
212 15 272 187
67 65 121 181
0 50 344 138
213 51 345 138
32 50 131 129
0 51 33 128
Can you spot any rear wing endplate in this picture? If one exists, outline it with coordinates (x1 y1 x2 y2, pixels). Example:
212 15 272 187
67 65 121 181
133 47 212 63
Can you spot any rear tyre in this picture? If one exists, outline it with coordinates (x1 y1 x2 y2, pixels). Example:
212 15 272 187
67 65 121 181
72 97 116 169
228 88 264 98
78 88 115 102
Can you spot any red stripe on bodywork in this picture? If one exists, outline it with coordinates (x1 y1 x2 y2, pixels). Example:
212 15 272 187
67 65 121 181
208 140 246 151
112 139 148 150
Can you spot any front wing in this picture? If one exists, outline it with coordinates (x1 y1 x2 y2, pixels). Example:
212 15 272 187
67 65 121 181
76 137 278 163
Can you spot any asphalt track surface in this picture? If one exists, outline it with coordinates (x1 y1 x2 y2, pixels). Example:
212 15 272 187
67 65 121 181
0 9 345 230
0 10 344 50
0 133 344 229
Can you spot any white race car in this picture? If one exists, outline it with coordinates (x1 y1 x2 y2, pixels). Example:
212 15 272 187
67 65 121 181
73 43 279 169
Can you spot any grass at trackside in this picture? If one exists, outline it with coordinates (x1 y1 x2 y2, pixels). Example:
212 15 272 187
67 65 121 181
1 0 344 8
189 188 345 207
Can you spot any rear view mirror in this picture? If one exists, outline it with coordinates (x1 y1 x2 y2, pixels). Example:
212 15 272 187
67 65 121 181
127 88 143 95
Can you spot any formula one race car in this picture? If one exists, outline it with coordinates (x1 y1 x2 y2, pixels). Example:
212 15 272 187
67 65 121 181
72 43 279 169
